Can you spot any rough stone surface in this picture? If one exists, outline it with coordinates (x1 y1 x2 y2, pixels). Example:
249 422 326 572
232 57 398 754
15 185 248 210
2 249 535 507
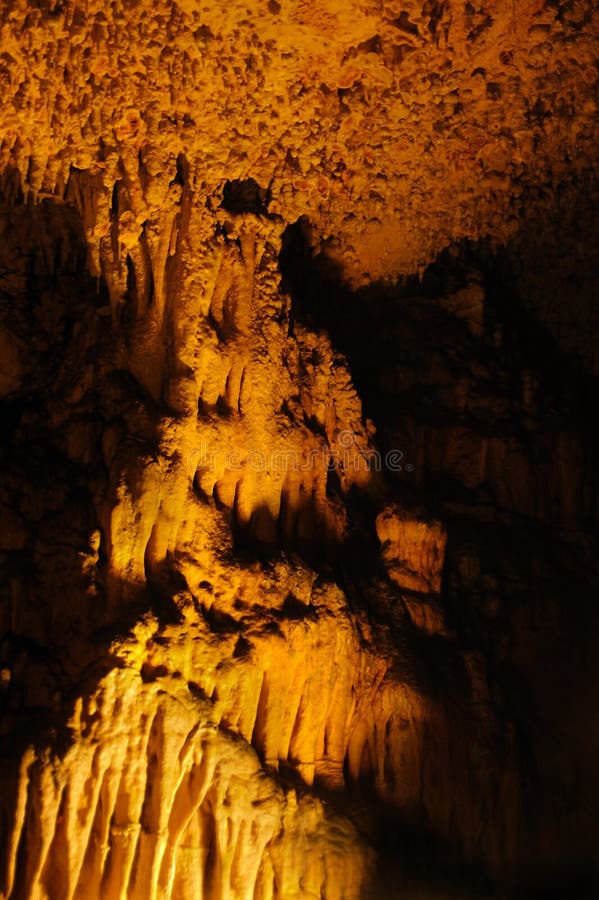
0 1 598 898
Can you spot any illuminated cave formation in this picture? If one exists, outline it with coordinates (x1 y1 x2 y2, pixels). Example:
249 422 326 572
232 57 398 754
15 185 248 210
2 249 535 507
1 1 599 898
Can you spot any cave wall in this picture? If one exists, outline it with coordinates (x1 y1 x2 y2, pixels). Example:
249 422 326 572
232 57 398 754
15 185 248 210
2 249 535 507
0 1 598 898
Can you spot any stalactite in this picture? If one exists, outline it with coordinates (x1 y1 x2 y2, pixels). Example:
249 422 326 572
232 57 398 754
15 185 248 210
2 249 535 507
0 1 598 897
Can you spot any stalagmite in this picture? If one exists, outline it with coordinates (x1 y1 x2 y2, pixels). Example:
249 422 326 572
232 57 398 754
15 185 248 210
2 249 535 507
1 0 599 898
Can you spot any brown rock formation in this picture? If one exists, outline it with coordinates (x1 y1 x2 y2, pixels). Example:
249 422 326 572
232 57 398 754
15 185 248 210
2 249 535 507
0 1 598 898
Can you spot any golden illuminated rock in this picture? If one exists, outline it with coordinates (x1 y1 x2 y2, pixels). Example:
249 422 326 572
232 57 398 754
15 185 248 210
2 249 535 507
0 1 598 898
2 667 373 900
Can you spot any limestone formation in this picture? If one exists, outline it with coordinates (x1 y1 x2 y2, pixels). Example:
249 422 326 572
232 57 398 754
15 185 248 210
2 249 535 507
0 1 598 898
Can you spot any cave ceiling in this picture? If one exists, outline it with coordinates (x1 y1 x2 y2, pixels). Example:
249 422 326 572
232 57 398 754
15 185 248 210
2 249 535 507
0 0 597 280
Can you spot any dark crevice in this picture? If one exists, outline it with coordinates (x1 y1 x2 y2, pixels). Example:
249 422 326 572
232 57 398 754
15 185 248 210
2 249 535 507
123 254 137 324
171 152 189 189
221 177 271 216
110 180 120 217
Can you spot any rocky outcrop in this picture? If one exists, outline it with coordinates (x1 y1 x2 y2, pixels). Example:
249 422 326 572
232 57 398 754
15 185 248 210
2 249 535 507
0 1 598 898
1 667 373 900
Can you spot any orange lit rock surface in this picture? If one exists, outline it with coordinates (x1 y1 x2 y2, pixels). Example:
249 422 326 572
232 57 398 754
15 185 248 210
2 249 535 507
0 1 599 898
1 0 598 288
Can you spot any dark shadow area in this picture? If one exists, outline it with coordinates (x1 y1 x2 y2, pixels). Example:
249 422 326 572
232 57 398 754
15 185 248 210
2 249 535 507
278 216 599 895
221 177 271 216
279 217 599 533
0 166 171 751
230 495 340 568
280 218 599 449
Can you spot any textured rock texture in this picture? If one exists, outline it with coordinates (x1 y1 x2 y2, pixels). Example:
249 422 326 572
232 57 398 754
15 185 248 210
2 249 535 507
0 1 598 898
